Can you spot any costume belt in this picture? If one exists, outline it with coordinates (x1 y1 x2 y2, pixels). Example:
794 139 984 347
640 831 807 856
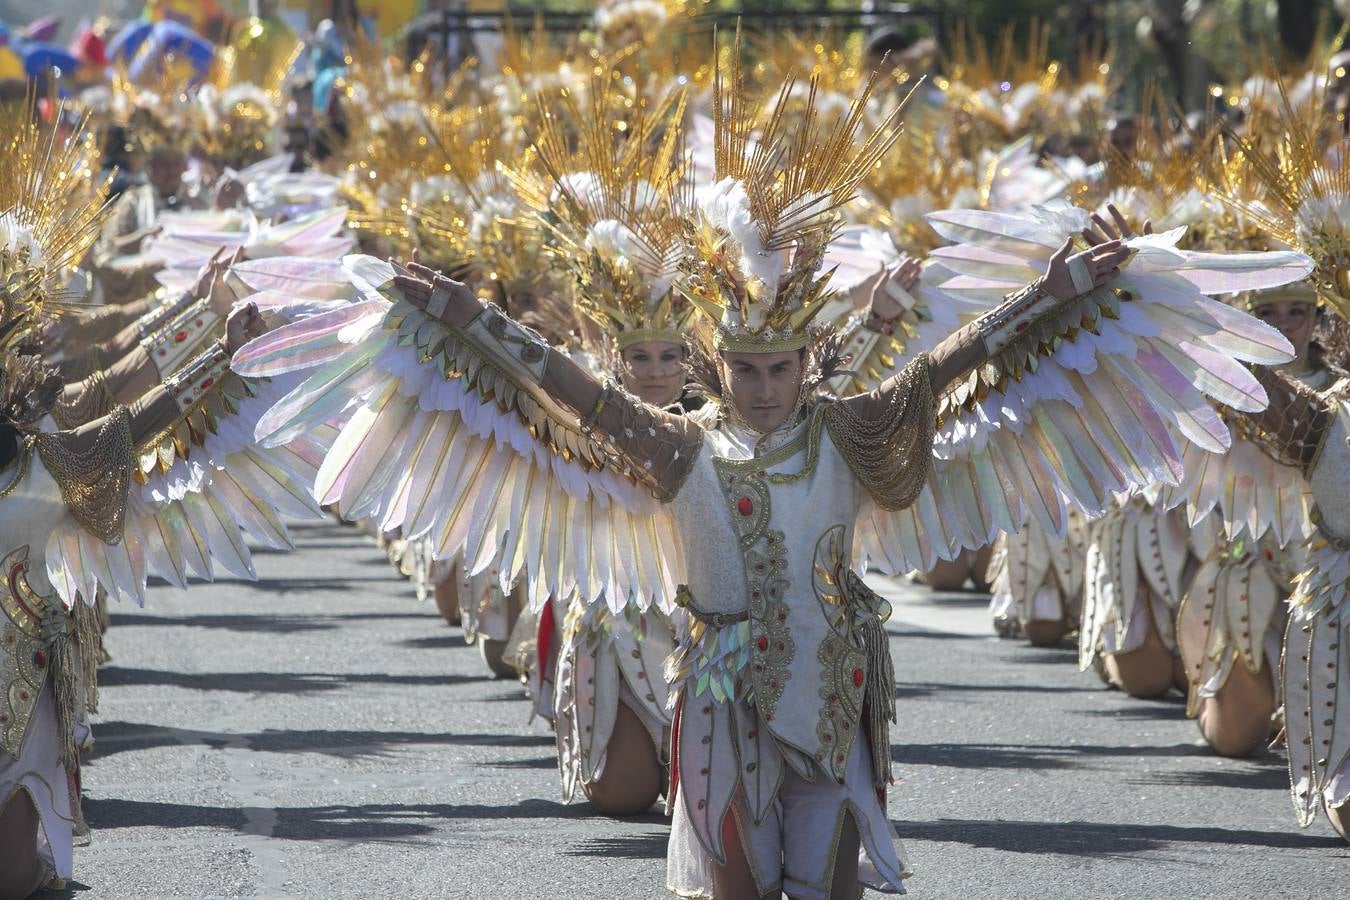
674 584 747 628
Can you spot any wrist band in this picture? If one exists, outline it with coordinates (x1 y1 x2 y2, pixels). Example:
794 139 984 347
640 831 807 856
136 289 194 342
1067 255 1094 296
882 280 918 312
166 342 230 412
427 281 453 322
145 300 224 380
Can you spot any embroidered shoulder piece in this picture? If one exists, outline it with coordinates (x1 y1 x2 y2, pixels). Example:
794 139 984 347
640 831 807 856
824 353 935 511
52 368 115 429
34 406 133 545
393 296 703 501
137 364 251 484
1236 367 1337 475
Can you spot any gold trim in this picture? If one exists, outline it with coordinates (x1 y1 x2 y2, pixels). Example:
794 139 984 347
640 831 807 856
615 328 685 350
713 329 812 353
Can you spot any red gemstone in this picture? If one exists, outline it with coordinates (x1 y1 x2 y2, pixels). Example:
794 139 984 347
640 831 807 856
33 651 46 668
19 691 28 700
853 668 864 688
0 714 6 722
1015 321 1028 332
195 319 204 327
737 497 753 516
757 636 768 652
200 378 214 391
174 330 188 342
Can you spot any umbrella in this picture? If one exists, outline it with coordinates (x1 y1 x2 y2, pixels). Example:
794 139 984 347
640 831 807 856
17 40 79 77
128 20 214 81
106 20 153 64
21 16 61 43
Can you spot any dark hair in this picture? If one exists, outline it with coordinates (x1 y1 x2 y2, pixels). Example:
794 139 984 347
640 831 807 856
864 24 929 59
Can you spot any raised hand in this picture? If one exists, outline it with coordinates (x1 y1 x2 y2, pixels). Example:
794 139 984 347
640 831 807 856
1041 237 1130 302
1083 202 1153 245
391 259 480 327
870 256 923 320
225 301 265 355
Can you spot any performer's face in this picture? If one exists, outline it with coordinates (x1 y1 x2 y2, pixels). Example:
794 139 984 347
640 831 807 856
719 350 804 433
1252 299 1316 362
621 340 686 408
147 149 187 197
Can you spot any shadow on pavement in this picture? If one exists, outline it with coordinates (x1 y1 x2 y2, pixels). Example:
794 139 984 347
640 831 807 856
1000 648 1080 664
87 722 554 758
83 797 588 840
114 609 442 630
482 754 557 770
891 817 1345 854
895 681 1093 700
1126 764 1288 791
397 633 463 649
565 831 669 859
893 741 1208 770
1076 702 1190 722
96 667 480 694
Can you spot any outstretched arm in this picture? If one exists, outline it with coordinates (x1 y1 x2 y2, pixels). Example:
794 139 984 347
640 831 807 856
59 250 245 415
830 235 1129 511
393 261 701 501
928 236 1130 393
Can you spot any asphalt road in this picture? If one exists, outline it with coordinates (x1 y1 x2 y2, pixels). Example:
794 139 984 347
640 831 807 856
50 518 1347 899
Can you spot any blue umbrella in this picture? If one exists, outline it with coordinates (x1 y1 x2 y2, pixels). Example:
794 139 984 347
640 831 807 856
105 19 153 64
128 20 214 82
16 39 78 77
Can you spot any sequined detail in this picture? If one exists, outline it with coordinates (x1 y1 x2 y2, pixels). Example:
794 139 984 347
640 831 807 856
34 406 133 545
811 526 866 781
1 546 52 760
715 465 794 721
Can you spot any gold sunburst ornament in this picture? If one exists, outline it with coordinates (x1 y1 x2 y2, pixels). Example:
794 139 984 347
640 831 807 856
1224 78 1350 318
509 77 694 351
678 32 912 353
0 101 110 350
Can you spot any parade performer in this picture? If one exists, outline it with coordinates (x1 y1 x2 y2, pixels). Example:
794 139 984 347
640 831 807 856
988 510 1088 645
234 36 1310 892
0 102 336 892
1162 100 1350 839
1073 209 1219 699
90 122 199 306
1170 282 1342 757
507 82 694 814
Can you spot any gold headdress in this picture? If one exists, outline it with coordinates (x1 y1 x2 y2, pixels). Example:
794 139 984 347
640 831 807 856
0 101 109 350
1223 77 1350 318
677 36 909 352
195 40 301 169
414 101 553 309
1231 280 1319 311
510 79 693 351
939 23 1114 155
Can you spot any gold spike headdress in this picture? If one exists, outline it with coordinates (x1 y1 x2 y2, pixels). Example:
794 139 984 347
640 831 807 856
0 102 109 351
677 36 909 352
511 78 693 351
1223 77 1350 319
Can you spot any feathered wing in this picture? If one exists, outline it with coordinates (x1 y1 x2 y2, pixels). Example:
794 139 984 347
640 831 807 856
152 206 353 292
232 255 686 612
1161 430 1313 546
822 226 993 394
44 370 327 607
856 203 1306 575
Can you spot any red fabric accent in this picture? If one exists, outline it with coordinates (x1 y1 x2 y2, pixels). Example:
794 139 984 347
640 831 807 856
536 596 556 682
668 694 683 803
